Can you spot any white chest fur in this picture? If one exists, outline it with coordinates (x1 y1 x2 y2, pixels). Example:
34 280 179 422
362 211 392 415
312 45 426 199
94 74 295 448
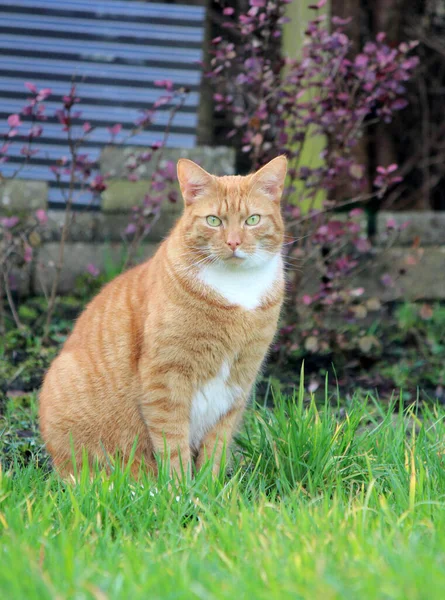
197 253 282 310
189 362 241 452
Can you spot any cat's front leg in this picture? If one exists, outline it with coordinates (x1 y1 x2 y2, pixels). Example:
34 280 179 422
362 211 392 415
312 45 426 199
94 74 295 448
195 403 245 475
138 375 193 478
196 342 272 475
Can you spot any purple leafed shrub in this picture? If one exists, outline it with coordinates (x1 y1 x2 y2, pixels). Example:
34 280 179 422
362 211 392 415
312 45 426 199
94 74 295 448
1 0 420 357
208 2 418 182
207 0 419 359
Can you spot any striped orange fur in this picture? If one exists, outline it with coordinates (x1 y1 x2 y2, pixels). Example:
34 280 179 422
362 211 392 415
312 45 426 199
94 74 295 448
39 156 287 478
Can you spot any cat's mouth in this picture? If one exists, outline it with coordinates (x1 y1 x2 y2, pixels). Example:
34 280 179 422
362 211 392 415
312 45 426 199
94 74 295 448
226 249 246 262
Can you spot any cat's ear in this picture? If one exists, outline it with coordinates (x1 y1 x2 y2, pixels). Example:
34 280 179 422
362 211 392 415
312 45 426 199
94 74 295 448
250 155 288 202
177 159 214 206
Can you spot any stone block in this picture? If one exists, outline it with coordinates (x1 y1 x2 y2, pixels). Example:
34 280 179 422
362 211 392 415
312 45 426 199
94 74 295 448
41 210 98 243
101 180 150 213
100 146 236 180
33 242 157 295
96 201 182 242
95 213 132 242
6 264 32 297
353 246 445 301
0 180 47 213
299 246 445 301
149 201 183 241
376 211 445 246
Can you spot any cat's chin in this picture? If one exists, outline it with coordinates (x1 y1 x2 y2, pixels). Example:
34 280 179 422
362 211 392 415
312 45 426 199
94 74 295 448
225 254 245 263
220 251 270 270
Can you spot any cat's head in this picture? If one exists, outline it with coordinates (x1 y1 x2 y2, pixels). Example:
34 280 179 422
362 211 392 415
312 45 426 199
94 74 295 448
177 156 287 268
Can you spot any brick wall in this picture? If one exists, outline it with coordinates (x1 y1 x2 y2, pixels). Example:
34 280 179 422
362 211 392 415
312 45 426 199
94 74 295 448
1 145 445 300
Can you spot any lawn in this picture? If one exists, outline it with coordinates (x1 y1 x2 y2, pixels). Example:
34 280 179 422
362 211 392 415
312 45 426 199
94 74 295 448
1 376 445 599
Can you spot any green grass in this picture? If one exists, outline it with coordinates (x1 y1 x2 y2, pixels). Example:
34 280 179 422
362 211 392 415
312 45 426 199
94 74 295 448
2 379 445 599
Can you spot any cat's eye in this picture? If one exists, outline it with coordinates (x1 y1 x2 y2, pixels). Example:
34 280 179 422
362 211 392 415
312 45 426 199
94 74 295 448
246 214 261 226
206 215 222 227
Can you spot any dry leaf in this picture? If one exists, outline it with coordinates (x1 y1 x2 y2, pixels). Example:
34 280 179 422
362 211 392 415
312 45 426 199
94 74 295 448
419 303 433 320
304 336 319 353
352 304 368 319
358 335 379 354
28 231 41 247
366 297 381 312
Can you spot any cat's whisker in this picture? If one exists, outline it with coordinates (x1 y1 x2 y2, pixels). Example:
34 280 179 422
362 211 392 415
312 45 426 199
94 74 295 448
175 253 217 276
281 265 303 273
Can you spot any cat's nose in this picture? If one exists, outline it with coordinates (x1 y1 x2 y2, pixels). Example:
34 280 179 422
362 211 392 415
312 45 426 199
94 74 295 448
227 238 241 251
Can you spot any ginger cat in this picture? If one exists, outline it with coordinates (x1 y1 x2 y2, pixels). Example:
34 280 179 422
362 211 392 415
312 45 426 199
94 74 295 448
39 155 287 478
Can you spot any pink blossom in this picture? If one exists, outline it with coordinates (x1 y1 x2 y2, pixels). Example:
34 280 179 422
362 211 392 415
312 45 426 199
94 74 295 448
249 0 266 6
386 218 397 229
350 287 365 297
0 216 19 229
354 238 371 253
332 16 352 26
107 123 122 139
55 109 70 131
83 122 92 133
355 54 368 68
152 180 166 192
35 209 48 225
24 82 38 93
37 88 51 101
302 294 313 306
90 175 107 193
28 125 43 138
20 145 39 157
309 0 327 8
223 7 234 15
86 263 100 277
153 95 171 109
7 114 22 128
125 223 137 235
23 245 33 263
154 79 174 91
135 109 154 128
349 208 364 218
381 273 394 287
391 98 408 110
63 87 80 108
